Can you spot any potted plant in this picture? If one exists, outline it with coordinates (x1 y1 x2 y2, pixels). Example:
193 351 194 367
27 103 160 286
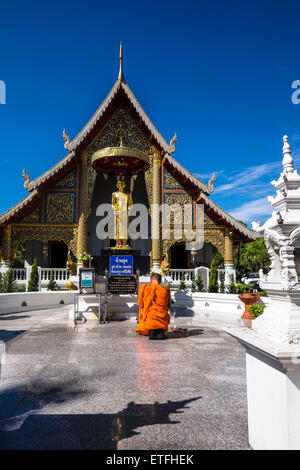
78 251 93 268
247 303 265 319
238 290 259 319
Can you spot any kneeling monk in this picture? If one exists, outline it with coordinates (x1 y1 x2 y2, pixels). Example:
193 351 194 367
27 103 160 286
136 273 170 340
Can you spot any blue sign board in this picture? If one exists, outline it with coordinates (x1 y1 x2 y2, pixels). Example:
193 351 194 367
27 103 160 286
110 255 133 276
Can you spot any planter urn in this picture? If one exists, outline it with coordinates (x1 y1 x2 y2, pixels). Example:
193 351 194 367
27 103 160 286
238 293 259 319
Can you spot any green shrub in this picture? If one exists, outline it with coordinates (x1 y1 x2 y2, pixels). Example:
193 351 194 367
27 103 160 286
208 254 219 293
234 282 250 294
47 271 58 291
192 270 205 292
27 259 39 292
257 290 267 297
1 269 18 293
219 271 225 293
247 303 265 318
226 273 236 294
178 280 187 291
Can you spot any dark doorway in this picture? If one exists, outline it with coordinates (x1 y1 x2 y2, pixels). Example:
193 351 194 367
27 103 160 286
49 242 68 268
170 243 188 269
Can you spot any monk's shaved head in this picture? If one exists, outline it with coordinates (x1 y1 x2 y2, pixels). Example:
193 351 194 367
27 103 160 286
151 272 162 284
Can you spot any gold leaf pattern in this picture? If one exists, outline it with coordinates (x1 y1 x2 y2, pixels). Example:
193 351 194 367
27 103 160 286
164 169 184 190
88 108 151 152
46 193 75 224
20 207 40 224
54 169 76 188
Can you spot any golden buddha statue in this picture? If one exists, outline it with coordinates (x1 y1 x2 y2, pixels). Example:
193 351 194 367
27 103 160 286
112 179 133 249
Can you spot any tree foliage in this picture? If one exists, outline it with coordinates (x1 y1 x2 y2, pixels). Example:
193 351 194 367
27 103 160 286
235 238 270 277
11 245 25 268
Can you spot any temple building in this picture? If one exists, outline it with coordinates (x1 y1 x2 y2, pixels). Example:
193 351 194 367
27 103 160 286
0 47 256 276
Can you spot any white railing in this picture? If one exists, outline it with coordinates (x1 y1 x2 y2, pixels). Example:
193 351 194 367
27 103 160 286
40 268 69 283
169 269 195 287
11 267 69 289
12 268 26 282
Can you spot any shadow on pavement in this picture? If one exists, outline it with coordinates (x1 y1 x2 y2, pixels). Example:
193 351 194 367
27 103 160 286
0 384 201 449
0 315 31 321
166 328 204 339
0 330 26 343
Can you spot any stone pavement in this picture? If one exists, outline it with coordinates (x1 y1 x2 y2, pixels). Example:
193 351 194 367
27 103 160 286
0 307 249 450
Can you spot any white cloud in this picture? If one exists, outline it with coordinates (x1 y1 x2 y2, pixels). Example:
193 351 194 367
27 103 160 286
228 197 273 222
214 161 281 196
194 170 224 180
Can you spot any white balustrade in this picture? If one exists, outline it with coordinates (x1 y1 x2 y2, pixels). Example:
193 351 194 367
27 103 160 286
40 268 69 283
10 267 69 288
11 268 26 282
169 269 195 287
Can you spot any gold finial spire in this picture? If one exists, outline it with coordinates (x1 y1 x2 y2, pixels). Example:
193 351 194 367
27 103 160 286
118 42 125 82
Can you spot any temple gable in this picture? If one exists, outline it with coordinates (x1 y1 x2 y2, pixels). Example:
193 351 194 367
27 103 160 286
87 108 151 153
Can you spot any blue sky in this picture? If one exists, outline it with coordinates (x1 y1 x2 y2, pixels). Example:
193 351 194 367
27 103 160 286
1 0 300 226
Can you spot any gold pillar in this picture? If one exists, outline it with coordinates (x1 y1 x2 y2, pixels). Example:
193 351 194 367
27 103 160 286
151 151 162 271
77 151 89 258
1 224 12 264
224 229 234 266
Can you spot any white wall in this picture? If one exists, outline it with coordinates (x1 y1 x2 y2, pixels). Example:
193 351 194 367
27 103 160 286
171 291 270 325
0 291 76 315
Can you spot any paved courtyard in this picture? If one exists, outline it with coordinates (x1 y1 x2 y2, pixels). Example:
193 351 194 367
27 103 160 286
0 307 249 450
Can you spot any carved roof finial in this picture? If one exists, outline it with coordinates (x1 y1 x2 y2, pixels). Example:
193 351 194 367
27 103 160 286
208 172 216 194
118 42 125 82
282 135 294 173
63 128 70 150
169 132 177 153
22 168 31 190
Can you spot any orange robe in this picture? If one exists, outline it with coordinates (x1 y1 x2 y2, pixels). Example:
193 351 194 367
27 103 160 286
136 283 170 336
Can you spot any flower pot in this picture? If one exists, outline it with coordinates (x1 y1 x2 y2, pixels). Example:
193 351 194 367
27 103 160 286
82 260 89 268
238 293 259 319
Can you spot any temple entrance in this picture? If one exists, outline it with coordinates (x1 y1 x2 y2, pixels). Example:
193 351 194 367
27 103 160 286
49 241 68 268
170 243 188 269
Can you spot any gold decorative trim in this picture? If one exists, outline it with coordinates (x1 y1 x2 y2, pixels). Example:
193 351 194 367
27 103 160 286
10 225 78 259
162 227 225 258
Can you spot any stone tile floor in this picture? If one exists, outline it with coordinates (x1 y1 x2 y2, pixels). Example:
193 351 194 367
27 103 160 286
0 307 249 450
